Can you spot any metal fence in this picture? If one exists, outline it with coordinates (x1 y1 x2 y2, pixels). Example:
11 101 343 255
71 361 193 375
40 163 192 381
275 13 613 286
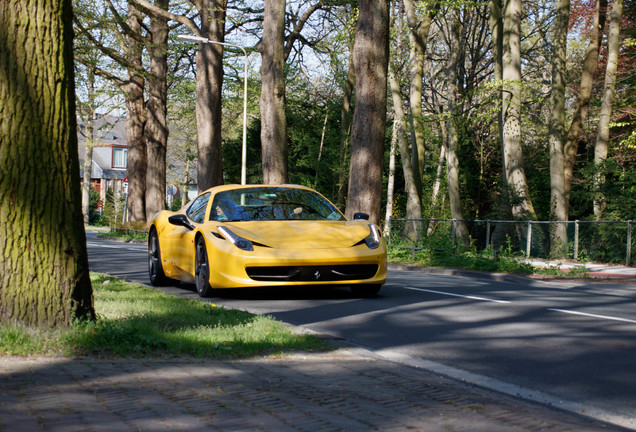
386 218 634 266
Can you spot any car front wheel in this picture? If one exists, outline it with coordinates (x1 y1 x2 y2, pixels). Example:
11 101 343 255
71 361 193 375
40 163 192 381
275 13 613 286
195 237 214 297
148 229 170 286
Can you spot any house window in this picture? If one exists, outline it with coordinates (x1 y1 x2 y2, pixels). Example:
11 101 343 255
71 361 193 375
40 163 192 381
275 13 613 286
113 147 127 168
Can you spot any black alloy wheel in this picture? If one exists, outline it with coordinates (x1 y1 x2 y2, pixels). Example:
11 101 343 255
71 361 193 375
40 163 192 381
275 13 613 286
195 237 214 297
148 229 170 286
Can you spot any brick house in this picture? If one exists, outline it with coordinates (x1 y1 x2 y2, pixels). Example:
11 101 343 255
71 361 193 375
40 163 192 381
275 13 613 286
78 115 127 212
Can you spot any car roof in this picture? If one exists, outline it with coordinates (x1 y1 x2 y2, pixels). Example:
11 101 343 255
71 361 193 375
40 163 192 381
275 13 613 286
201 184 315 195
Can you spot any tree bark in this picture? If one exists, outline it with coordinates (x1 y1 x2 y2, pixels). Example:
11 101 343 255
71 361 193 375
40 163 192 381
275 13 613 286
130 0 227 193
336 41 355 208
145 0 169 220
389 69 423 240
195 0 227 191
79 74 96 225
445 8 470 245
548 0 570 254
0 0 94 326
124 4 147 223
384 116 397 236
260 0 288 185
593 0 623 218
403 0 438 194
501 0 536 220
345 0 390 224
564 0 607 203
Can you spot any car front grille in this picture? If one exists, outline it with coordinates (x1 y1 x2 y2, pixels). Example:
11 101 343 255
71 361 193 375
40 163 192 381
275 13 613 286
246 264 378 282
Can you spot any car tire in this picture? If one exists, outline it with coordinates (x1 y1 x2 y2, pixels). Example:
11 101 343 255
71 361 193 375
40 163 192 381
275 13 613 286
195 236 214 297
350 284 382 298
148 228 171 286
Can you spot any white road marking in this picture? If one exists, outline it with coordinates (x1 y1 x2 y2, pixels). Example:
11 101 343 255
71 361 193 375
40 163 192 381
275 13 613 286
403 286 510 304
548 308 636 324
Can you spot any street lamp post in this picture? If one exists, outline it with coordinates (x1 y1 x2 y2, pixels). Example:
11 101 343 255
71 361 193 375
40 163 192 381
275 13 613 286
177 34 248 185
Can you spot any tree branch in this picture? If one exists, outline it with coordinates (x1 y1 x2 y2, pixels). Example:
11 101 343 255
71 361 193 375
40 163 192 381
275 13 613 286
130 0 201 35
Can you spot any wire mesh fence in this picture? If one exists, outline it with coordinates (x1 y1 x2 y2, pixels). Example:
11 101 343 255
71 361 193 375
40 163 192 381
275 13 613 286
386 218 634 266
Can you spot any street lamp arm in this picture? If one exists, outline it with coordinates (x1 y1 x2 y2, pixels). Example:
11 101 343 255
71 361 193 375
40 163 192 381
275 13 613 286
178 35 246 56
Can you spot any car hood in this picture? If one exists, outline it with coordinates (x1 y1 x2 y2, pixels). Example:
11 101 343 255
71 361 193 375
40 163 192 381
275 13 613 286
220 220 372 249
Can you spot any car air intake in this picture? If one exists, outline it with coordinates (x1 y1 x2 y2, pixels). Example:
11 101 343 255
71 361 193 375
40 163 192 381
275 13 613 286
246 264 378 282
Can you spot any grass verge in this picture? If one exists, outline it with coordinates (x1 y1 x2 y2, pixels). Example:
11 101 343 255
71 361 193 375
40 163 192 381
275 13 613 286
0 273 330 358
97 229 148 243
387 245 536 275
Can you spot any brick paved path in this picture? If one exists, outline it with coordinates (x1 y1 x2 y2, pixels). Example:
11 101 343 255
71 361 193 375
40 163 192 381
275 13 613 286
0 350 624 432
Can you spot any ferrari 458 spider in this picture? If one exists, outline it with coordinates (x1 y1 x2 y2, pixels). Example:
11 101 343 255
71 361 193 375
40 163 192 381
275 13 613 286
148 184 387 297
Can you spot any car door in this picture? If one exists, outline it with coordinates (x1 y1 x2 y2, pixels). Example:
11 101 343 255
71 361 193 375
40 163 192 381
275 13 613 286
167 192 211 279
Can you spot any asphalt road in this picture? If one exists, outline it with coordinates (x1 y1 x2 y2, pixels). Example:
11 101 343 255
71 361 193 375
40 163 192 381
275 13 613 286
87 232 636 429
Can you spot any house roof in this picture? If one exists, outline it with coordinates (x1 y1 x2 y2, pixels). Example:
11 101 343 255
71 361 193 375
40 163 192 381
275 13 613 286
78 115 127 180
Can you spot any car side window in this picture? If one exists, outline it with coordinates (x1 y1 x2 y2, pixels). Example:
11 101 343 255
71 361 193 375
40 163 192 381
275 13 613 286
186 193 210 224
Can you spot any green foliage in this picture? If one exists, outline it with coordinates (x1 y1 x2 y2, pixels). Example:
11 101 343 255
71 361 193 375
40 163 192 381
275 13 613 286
534 265 590 278
0 274 330 358
98 228 148 243
101 187 126 228
170 196 182 211
88 187 108 226
386 234 535 275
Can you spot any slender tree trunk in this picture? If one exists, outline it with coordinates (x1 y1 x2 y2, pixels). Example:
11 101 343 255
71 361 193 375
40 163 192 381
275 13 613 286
593 0 623 218
389 69 422 239
564 0 607 203
384 118 397 236
82 139 95 225
445 8 470 245
345 0 390 224
403 0 438 193
145 0 169 220
548 0 570 254
488 0 504 146
0 0 94 326
195 0 227 191
430 139 447 215
502 0 536 220
124 4 147 223
488 0 515 247
260 0 288 184
336 43 355 208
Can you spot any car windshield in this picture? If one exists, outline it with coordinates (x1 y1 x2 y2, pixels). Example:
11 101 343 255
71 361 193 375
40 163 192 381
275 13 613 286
210 187 346 222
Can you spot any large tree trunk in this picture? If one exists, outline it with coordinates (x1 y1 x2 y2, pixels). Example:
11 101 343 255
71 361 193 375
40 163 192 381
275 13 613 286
345 0 390 224
195 0 226 191
548 0 570 254
0 0 94 326
564 0 607 204
445 8 470 245
260 0 288 185
145 0 169 220
124 4 147 223
593 0 623 218
501 0 536 220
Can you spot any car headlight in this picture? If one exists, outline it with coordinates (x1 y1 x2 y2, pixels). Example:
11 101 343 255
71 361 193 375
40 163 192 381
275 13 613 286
364 224 381 250
217 226 254 251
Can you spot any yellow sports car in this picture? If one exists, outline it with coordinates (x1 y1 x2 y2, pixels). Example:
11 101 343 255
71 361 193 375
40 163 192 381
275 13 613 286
148 184 387 297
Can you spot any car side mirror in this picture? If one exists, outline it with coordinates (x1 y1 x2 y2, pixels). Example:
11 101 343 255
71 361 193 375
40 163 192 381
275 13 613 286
353 212 369 220
168 214 194 230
